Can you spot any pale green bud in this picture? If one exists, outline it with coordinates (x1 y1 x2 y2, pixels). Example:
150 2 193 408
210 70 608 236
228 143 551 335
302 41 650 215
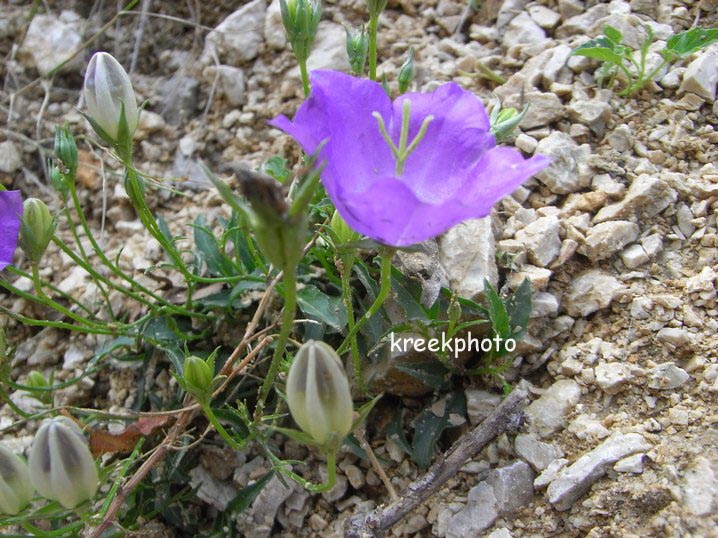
397 48 415 94
19 198 54 264
83 52 139 142
280 0 322 62
29 417 98 509
26 370 49 390
183 355 214 396
489 98 529 142
330 210 360 244
286 341 354 450
0 444 34 515
345 26 368 76
54 123 78 178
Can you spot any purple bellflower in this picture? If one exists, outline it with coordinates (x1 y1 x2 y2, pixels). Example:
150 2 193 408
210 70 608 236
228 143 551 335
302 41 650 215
270 70 550 247
0 191 23 271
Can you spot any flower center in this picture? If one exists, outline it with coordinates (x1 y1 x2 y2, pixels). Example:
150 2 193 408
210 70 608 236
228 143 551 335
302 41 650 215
372 99 434 177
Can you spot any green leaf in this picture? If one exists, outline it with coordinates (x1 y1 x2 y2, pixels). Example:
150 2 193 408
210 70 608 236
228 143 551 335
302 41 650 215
351 393 383 431
260 155 290 183
212 407 250 439
603 25 622 44
394 359 451 390
390 267 429 323
296 285 347 333
484 279 511 340
227 471 274 513
386 407 412 456
571 37 625 65
411 390 466 468
505 278 532 340
191 214 238 277
663 27 718 60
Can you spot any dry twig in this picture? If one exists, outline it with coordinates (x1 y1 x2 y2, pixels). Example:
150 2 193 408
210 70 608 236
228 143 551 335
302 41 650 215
344 388 529 538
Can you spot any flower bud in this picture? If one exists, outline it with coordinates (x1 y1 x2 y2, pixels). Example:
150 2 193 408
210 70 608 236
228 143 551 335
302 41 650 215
280 0 322 62
330 210 360 244
19 198 54 264
0 444 34 515
183 355 214 396
29 417 98 509
83 52 139 142
54 123 78 178
397 48 415 94
25 370 52 405
345 26 368 76
286 341 354 450
489 98 529 142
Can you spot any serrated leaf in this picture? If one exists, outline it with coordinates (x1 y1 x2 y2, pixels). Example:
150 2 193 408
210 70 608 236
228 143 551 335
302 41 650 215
411 390 466 469
663 27 718 59
297 284 347 332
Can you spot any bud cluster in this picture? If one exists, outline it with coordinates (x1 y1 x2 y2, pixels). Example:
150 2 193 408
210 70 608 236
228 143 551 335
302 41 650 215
0 416 98 515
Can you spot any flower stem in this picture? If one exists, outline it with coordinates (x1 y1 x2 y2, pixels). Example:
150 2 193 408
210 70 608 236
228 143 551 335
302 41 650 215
299 58 310 97
368 12 379 81
65 178 206 318
337 249 394 355
29 263 110 331
306 450 337 493
0 383 32 418
340 259 366 394
200 401 244 450
256 266 298 418
61 204 115 318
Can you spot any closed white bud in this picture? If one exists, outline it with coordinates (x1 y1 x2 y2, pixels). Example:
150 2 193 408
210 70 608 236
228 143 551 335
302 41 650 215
83 52 139 141
29 417 98 509
286 341 354 449
0 444 34 515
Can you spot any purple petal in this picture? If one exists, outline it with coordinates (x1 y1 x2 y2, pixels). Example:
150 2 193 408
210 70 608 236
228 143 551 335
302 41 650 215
269 70 551 246
460 148 552 212
0 190 23 271
269 71 395 199
390 82 495 204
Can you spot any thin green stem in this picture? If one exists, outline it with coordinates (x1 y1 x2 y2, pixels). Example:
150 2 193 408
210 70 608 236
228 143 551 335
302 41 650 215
340 259 365 394
51 236 154 311
337 250 394 355
24 264 111 331
65 184 211 319
61 203 115 318
200 402 244 450
0 384 33 418
306 450 337 493
368 12 379 81
299 58 310 97
256 267 297 418
6 265 94 317
0 304 116 335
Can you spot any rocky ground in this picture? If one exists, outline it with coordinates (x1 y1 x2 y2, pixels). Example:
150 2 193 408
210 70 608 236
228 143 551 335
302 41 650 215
1 0 718 536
